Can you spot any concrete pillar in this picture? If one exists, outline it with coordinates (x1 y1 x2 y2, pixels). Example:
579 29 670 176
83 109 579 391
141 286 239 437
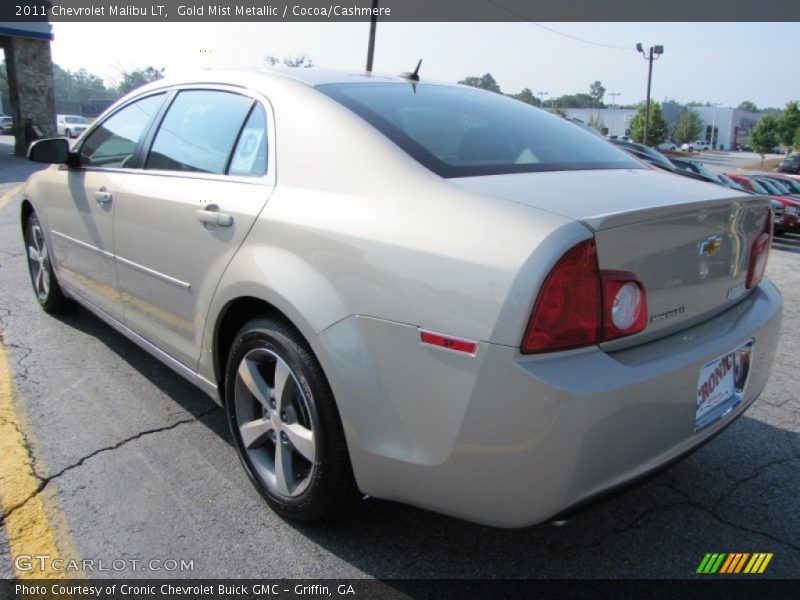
2 36 56 156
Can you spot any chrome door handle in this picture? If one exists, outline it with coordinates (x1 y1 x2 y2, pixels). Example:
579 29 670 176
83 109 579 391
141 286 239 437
196 209 233 228
94 190 113 204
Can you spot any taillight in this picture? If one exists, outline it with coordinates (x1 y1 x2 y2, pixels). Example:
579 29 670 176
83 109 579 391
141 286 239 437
746 211 773 289
521 240 600 353
521 239 648 354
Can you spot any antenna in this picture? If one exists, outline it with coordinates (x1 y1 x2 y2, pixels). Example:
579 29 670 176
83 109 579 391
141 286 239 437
400 59 422 82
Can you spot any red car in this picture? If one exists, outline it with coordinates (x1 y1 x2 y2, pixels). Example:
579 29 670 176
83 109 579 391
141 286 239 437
726 173 799 232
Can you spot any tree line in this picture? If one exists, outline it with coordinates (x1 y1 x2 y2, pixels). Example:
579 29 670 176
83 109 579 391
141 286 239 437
0 61 165 115
457 72 800 156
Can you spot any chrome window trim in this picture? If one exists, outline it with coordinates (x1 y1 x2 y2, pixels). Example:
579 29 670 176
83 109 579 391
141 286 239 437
76 83 277 187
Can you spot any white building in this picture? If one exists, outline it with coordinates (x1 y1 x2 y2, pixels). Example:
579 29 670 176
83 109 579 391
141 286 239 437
565 104 762 150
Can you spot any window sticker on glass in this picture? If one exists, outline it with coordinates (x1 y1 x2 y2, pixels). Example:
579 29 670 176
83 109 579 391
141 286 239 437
230 128 264 174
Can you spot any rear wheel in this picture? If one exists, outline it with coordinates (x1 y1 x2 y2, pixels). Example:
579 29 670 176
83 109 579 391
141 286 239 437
24 213 70 313
65 128 72 138
224 317 359 522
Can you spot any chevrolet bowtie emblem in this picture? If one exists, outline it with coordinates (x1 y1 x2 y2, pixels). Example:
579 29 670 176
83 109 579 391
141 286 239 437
699 236 723 256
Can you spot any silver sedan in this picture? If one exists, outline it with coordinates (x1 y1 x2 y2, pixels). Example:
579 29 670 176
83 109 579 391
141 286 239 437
21 69 781 527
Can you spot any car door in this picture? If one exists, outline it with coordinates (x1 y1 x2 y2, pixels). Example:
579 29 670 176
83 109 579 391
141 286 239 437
46 93 166 320
113 87 275 368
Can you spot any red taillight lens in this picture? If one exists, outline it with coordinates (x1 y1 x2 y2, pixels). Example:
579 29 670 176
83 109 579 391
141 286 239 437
521 239 601 353
746 233 771 289
601 272 647 341
746 210 773 290
521 239 648 354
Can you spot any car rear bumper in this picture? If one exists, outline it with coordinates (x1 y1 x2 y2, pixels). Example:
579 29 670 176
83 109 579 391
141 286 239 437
314 279 782 527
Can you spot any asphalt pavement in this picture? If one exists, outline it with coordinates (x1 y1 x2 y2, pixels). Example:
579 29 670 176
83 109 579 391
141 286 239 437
0 143 798 580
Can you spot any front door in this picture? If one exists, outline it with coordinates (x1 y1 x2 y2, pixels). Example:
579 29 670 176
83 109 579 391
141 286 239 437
113 89 274 368
47 93 166 319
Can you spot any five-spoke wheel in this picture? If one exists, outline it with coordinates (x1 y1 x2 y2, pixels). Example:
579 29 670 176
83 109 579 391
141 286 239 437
225 318 358 521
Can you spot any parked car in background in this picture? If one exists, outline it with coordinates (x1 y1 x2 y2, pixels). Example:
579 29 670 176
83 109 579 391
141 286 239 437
56 114 91 139
771 199 791 236
752 176 800 202
681 140 711 152
778 154 800 174
762 174 800 194
727 173 800 231
1 116 13 134
609 139 718 184
657 140 677 151
20 69 781 527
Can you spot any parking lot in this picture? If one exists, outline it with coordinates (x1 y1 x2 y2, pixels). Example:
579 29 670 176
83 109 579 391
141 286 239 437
0 138 798 579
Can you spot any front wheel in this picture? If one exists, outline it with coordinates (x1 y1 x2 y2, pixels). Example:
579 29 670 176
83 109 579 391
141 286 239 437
65 129 72 138
24 213 70 313
224 317 359 522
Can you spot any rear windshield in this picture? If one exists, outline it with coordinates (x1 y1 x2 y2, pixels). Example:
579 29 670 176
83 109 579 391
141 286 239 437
317 83 642 178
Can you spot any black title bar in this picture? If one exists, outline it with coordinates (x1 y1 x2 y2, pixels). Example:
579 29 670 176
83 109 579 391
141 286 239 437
1 0 799 22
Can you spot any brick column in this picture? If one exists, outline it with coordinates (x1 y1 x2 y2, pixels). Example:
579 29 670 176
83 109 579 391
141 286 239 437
3 36 57 156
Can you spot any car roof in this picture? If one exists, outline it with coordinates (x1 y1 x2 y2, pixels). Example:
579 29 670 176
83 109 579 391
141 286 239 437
139 67 452 91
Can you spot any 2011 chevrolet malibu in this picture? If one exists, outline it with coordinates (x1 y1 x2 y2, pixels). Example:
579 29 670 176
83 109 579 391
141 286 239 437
21 69 781 527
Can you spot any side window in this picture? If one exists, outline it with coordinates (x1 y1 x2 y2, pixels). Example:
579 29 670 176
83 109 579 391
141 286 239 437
80 94 165 168
146 90 253 174
228 104 268 177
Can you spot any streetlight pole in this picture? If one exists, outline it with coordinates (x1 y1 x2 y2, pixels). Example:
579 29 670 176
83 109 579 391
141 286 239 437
710 102 721 150
365 0 379 72
608 92 620 136
636 43 664 146
537 91 548 110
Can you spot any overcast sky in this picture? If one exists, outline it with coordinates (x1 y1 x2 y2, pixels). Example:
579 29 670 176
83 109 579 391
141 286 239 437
48 22 800 108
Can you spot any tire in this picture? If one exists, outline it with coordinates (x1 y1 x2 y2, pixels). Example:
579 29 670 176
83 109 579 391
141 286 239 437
224 317 359 522
24 213 70 313
65 129 71 138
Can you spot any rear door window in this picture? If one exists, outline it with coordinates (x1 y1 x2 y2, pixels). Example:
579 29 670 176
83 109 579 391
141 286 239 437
146 90 253 175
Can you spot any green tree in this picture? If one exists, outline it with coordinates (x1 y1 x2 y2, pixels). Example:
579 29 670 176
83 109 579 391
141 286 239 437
510 88 541 106
117 66 164 95
0 60 9 113
53 64 115 105
738 100 759 113
551 93 596 108
458 73 501 94
629 101 668 146
672 108 704 144
282 54 314 68
750 114 780 160
795 128 800 154
588 113 607 135
778 100 800 152
589 80 605 107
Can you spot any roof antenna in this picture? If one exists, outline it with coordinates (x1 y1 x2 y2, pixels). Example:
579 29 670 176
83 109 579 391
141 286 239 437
400 59 422 82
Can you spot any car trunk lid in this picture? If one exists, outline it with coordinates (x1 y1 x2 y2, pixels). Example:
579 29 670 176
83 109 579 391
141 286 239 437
451 169 772 348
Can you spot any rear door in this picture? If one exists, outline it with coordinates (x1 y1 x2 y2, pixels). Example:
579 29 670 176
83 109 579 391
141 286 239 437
46 93 166 319
113 87 275 368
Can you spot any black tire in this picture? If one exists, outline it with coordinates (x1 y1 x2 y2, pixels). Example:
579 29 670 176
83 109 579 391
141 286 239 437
24 213 70 313
224 317 359 522
65 129 71 138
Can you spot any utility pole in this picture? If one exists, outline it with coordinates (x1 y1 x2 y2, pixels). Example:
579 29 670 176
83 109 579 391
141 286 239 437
709 102 721 150
636 43 664 146
608 92 620 136
365 0 378 72
537 91 548 110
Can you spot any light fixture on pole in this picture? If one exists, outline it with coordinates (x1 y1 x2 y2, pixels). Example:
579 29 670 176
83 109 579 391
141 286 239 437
608 92 620 136
636 43 664 146
537 91 548 110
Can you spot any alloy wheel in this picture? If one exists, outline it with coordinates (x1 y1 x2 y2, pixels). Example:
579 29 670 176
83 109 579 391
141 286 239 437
233 348 316 497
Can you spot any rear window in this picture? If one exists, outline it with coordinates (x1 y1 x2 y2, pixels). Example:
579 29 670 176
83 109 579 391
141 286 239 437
317 83 642 178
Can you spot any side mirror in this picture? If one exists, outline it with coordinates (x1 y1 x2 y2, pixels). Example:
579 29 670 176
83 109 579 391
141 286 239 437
28 138 70 164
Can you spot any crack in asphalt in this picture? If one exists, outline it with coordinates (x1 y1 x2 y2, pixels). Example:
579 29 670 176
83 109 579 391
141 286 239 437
0 413 45 480
573 453 800 554
0 405 221 526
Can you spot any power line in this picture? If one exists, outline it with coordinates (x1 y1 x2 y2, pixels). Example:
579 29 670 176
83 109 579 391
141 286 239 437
482 0 634 51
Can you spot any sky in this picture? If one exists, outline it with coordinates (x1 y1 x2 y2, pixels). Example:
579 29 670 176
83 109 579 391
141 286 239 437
45 21 800 109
